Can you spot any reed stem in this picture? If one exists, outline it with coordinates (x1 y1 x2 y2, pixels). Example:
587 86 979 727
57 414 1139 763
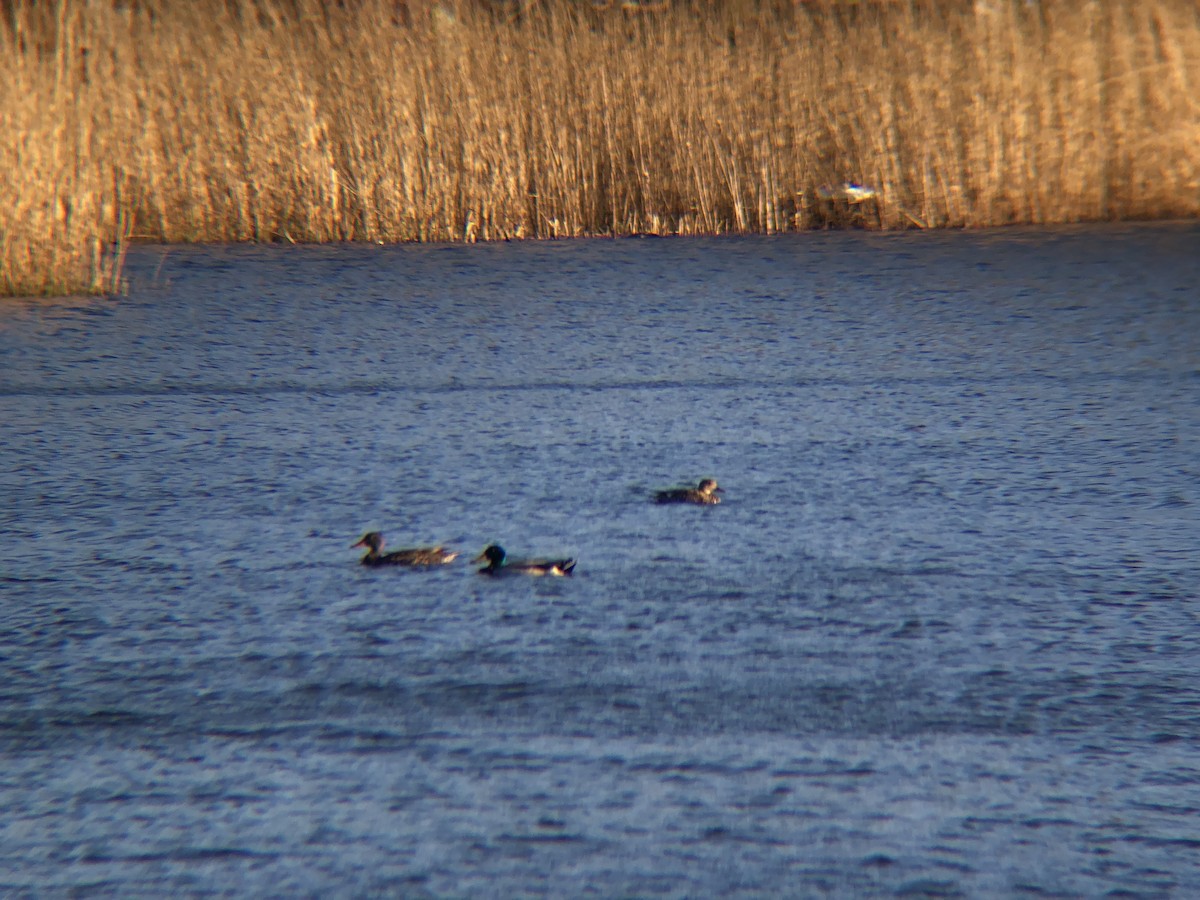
3 0 1199 296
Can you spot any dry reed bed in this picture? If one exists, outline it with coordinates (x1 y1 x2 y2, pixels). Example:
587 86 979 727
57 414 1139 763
3 0 1199 296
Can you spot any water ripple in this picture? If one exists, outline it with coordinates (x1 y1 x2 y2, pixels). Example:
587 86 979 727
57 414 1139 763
2 226 1199 896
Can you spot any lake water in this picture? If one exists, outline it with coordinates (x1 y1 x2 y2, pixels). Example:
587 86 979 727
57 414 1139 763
2 223 1198 897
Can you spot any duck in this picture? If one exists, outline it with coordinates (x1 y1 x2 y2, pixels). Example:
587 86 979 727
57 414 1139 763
654 478 723 505
352 532 459 567
474 544 576 577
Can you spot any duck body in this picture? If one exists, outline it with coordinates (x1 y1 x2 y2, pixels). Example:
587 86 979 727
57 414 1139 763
655 478 723 505
353 532 459 567
474 544 576 577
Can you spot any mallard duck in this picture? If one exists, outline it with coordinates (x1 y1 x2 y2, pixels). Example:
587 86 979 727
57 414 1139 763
474 544 576 577
654 478 723 505
352 532 459 567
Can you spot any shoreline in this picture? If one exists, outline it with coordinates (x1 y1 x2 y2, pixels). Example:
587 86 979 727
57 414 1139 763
6 217 1200 304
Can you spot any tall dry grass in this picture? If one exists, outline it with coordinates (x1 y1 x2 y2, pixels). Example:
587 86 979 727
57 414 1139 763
3 0 1199 295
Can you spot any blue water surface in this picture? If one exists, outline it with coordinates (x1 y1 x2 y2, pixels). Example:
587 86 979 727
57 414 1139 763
1 223 1198 896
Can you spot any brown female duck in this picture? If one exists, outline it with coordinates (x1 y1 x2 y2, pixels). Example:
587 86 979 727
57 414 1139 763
654 478 723 505
352 532 459 567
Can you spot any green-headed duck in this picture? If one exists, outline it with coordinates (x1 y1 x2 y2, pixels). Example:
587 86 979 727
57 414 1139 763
474 544 576 577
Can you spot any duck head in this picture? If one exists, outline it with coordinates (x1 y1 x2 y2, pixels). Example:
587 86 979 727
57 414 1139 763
698 479 722 496
353 532 384 552
474 545 507 567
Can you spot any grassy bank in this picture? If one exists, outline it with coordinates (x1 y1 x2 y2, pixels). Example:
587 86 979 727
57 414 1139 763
3 0 1199 296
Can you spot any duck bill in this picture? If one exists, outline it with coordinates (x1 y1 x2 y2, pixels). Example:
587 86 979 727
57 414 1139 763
472 552 487 563
351 538 369 549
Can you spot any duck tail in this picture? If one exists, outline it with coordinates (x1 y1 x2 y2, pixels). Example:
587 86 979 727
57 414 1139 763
561 559 577 576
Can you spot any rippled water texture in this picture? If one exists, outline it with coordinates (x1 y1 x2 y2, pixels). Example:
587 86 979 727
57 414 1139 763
3 224 1199 896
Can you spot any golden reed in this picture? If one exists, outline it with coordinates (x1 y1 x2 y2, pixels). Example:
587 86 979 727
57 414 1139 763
3 0 1198 296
